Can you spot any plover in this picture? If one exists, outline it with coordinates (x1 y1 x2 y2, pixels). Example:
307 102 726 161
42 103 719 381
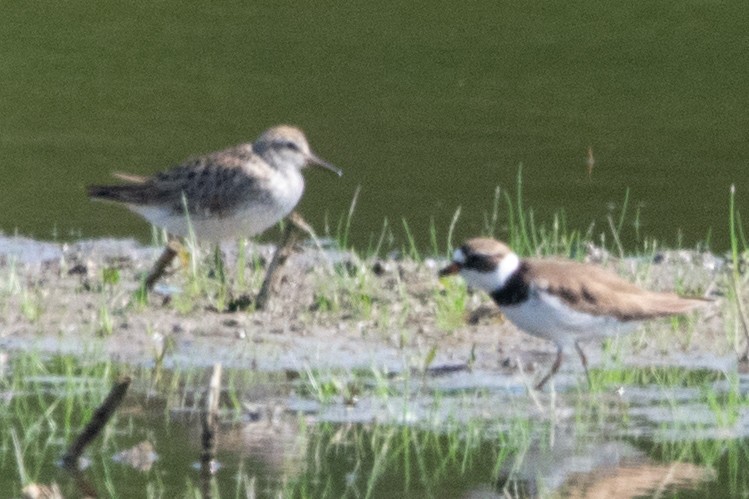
439 237 707 389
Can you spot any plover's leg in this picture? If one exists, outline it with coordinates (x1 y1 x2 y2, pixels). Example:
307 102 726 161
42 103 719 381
255 219 300 310
144 237 182 290
535 345 564 390
574 341 592 388
467 305 504 325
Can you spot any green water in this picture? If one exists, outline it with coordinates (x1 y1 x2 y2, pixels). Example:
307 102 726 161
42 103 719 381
2 355 747 497
1 1 746 251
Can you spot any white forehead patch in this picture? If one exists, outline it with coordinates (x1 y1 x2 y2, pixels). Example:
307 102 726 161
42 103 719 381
452 247 466 264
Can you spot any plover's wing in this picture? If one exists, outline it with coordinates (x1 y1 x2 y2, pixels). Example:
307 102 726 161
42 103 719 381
526 259 707 321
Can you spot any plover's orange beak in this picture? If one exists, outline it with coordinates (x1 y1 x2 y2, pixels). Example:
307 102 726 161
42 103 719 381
438 262 462 277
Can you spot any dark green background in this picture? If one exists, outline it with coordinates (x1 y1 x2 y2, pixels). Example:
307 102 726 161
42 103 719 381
1 1 746 251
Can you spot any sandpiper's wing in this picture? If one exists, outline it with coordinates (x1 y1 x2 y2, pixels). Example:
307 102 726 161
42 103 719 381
112 172 149 183
525 259 708 321
87 144 274 216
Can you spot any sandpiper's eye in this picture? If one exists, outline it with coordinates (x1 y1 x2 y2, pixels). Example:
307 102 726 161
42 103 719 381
284 141 299 151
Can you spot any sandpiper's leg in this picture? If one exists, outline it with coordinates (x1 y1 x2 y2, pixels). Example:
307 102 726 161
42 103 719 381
535 345 564 390
289 210 337 274
287 211 316 237
574 341 592 388
255 217 301 310
143 237 182 290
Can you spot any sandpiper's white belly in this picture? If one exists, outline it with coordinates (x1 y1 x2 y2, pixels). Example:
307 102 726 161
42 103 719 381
134 202 293 241
131 171 304 242
501 290 637 347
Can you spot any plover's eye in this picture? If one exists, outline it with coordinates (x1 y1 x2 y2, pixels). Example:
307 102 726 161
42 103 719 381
465 254 495 272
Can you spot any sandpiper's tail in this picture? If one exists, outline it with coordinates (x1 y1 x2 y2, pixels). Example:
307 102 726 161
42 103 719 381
87 183 149 204
87 172 151 204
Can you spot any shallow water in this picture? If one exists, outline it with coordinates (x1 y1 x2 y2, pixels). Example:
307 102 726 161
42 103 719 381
1 1 747 251
2 354 748 497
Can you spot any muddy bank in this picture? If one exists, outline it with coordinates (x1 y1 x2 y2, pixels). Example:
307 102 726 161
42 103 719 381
0 234 741 388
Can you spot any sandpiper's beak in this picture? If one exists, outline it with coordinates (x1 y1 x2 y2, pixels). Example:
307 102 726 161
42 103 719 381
438 262 462 277
308 153 343 177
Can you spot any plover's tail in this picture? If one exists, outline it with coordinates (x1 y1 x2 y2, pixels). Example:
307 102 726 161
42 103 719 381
636 292 711 319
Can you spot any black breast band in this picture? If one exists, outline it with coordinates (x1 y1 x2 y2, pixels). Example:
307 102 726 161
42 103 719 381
489 264 529 306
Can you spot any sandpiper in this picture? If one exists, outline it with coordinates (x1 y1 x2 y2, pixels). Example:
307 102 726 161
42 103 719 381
439 238 707 389
88 125 342 291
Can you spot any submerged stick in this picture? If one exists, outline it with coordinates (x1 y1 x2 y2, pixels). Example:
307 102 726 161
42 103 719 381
732 278 749 362
62 376 132 470
200 363 222 498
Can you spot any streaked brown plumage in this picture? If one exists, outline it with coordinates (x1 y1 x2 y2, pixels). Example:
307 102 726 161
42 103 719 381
87 125 342 292
87 126 341 240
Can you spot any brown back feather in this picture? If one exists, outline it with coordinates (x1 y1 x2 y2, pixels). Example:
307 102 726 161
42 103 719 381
86 144 266 212
525 259 707 321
